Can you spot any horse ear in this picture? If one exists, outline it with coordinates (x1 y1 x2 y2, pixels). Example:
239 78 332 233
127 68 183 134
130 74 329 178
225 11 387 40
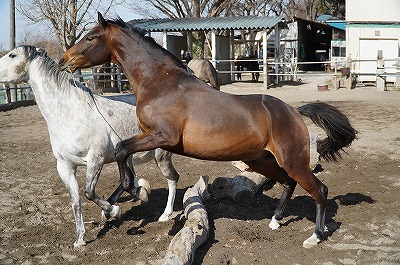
98 12 107 28
35 48 47 57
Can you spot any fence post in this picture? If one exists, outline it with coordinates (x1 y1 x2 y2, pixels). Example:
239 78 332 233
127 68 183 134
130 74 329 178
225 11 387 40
345 56 352 89
92 67 98 91
262 30 268 89
396 58 400 90
334 61 338 90
376 50 386 91
117 66 122 93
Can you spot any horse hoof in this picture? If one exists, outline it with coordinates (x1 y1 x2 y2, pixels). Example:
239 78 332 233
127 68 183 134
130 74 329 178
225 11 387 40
73 240 86 248
302 233 321 248
136 187 149 203
269 216 281 230
101 205 121 221
158 212 171 222
138 178 151 195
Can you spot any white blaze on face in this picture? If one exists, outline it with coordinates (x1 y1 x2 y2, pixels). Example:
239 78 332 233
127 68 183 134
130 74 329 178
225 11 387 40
0 47 30 83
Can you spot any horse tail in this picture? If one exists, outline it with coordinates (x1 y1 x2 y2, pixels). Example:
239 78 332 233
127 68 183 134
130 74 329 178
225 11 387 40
298 102 358 162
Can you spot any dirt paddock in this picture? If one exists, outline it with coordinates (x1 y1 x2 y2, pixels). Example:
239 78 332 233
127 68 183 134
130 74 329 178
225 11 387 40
1 77 400 265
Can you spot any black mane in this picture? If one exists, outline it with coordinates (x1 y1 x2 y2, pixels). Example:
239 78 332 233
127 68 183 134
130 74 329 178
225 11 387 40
19 45 91 94
107 16 128 29
106 17 187 70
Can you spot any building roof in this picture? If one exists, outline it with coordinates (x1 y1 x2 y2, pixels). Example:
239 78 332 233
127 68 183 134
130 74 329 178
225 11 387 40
326 21 346 31
127 15 285 32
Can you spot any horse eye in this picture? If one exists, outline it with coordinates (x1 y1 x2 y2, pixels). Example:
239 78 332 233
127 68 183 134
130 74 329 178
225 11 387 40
9 53 16 58
87 36 94 42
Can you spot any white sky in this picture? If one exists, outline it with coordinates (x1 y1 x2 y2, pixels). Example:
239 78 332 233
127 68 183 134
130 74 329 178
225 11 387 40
0 1 145 51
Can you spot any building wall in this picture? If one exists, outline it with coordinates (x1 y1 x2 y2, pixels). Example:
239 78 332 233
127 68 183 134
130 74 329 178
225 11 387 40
346 0 400 22
346 0 400 82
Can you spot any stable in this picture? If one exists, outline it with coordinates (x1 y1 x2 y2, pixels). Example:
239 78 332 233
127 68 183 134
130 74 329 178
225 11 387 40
127 16 284 88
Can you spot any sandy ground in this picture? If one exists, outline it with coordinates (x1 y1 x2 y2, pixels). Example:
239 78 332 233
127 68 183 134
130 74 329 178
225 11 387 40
1 74 400 265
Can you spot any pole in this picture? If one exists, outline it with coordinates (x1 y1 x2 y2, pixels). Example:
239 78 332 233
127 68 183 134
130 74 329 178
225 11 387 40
10 0 17 102
376 50 386 91
262 30 268 89
396 58 400 90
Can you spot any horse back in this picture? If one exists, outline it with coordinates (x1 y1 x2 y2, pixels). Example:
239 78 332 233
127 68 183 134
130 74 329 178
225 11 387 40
187 59 218 89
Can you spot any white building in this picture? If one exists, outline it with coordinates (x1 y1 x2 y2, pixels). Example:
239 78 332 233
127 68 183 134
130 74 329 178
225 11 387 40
346 0 400 82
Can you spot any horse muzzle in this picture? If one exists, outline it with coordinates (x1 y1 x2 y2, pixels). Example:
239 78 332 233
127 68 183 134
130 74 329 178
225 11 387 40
58 57 77 73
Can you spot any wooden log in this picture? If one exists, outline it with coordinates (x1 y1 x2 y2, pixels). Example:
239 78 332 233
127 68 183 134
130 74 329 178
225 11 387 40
163 176 210 265
212 171 269 206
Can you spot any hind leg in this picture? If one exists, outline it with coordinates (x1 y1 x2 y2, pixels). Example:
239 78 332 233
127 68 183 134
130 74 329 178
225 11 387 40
244 155 297 230
296 174 328 248
245 152 328 247
269 179 297 230
154 149 180 221
280 160 328 247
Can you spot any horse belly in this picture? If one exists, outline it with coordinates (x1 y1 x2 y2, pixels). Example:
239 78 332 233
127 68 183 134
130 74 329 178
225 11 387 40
181 126 266 161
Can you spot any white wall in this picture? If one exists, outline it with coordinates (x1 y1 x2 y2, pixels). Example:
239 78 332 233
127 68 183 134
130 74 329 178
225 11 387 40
346 0 400 82
346 0 400 22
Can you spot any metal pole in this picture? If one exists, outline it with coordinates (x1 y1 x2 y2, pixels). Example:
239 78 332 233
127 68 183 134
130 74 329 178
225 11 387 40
10 0 15 49
274 24 279 85
230 29 235 82
262 30 268 89
211 30 217 69
376 50 386 91
10 0 17 102
396 58 400 89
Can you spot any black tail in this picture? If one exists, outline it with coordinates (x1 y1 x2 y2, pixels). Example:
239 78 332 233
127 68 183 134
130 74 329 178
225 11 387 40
298 102 358 162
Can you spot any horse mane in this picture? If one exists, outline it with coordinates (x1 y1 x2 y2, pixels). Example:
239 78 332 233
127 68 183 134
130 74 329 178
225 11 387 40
105 17 187 70
20 45 93 97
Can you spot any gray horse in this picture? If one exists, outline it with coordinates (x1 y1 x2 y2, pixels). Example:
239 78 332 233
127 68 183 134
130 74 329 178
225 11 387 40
0 46 180 248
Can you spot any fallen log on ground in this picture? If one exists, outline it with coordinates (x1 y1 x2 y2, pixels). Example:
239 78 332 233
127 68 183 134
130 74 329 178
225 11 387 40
212 171 269 206
163 175 210 265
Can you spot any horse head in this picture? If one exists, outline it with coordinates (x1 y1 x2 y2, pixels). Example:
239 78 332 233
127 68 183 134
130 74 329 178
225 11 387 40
181 50 192 63
59 12 113 72
0 45 40 84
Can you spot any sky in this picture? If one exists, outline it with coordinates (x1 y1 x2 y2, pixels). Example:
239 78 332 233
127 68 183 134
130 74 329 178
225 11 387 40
0 1 145 51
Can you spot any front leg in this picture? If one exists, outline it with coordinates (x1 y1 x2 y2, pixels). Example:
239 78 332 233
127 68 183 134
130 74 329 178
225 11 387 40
84 157 121 221
56 160 85 248
115 131 179 194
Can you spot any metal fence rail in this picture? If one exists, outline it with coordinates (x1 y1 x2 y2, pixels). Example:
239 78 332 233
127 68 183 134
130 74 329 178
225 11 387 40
1 56 399 106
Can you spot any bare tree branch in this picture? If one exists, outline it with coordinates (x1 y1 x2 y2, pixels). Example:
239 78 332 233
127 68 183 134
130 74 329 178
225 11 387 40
18 0 122 51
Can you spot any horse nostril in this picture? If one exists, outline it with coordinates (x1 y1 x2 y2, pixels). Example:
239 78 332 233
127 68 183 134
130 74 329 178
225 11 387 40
58 58 66 67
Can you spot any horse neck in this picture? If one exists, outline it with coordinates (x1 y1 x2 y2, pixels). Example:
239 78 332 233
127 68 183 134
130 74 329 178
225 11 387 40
109 29 187 97
28 57 94 120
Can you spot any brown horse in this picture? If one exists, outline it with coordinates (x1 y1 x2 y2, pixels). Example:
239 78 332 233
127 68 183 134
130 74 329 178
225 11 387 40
181 50 219 90
59 13 357 248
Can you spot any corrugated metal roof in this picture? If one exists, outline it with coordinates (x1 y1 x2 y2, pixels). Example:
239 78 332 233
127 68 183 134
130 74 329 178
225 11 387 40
127 15 284 32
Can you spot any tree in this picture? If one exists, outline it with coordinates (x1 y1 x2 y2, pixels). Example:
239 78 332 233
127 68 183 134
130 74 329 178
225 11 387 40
224 0 285 57
18 0 122 51
321 0 345 19
282 0 344 21
128 0 230 19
